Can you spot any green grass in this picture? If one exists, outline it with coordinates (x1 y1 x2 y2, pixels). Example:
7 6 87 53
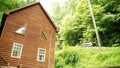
55 46 120 68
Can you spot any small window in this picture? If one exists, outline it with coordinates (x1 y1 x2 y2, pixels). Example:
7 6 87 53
11 42 23 58
40 32 47 40
37 48 46 62
15 25 26 35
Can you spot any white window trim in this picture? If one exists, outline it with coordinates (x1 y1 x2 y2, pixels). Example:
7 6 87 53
37 48 46 62
11 42 23 58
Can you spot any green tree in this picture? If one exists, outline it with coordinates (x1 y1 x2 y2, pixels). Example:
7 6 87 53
51 0 120 47
0 0 24 24
0 0 36 25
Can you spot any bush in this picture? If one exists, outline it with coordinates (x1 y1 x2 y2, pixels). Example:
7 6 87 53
55 47 120 68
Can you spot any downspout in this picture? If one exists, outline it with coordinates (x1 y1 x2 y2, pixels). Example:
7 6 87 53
48 31 53 68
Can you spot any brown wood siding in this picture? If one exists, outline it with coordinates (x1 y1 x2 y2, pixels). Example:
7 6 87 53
0 4 56 68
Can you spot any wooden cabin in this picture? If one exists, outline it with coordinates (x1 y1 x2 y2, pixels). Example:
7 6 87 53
0 2 58 68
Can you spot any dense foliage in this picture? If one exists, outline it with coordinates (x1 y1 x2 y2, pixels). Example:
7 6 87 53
0 0 36 23
51 0 120 49
55 47 120 68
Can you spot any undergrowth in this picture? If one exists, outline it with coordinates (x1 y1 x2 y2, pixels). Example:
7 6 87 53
55 46 120 68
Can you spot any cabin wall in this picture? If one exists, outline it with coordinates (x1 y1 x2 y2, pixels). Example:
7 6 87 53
0 4 56 68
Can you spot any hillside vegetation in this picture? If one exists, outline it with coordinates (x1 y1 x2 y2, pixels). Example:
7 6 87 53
55 47 120 68
52 0 120 67
51 0 120 49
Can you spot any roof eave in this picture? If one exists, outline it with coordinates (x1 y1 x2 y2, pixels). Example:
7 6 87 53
0 13 8 36
4 2 59 33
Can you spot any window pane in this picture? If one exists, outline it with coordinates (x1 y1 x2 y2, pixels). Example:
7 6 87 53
14 45 17 49
13 50 17 56
37 48 46 62
41 55 44 60
17 51 20 57
39 55 42 60
11 42 23 58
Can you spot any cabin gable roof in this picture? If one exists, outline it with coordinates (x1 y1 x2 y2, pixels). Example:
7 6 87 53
0 2 58 36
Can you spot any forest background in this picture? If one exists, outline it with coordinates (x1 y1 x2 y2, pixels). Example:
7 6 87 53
0 0 120 68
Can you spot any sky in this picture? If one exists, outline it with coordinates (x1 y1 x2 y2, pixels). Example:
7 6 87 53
37 0 68 11
23 0 68 12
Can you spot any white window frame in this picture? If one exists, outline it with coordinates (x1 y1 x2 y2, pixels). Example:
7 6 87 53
37 48 46 62
11 42 23 58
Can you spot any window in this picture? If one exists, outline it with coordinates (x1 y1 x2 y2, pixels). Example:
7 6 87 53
37 48 46 62
40 32 47 40
11 42 23 58
15 25 26 35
